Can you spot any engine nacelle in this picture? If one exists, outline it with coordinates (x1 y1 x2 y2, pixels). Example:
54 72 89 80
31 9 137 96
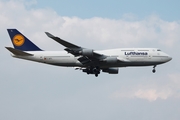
82 67 100 74
81 49 94 56
103 57 118 63
102 68 119 74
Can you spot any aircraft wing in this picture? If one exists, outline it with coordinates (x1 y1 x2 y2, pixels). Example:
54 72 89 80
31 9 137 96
45 32 107 64
45 32 129 65
45 32 81 49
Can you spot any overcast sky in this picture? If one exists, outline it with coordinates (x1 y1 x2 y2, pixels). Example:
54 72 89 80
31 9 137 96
0 0 180 120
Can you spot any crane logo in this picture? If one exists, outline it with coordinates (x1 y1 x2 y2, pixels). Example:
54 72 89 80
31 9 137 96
13 34 25 46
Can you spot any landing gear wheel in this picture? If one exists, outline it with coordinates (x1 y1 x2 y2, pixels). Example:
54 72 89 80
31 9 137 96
152 65 156 73
95 74 98 77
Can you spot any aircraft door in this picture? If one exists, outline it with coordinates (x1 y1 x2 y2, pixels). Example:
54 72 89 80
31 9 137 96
148 52 152 60
40 55 45 63
126 54 129 60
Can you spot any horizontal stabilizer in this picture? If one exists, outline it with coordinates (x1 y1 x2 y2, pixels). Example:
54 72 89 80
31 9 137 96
5 47 33 56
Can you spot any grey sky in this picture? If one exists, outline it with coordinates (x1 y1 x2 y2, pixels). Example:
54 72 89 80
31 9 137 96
0 0 180 120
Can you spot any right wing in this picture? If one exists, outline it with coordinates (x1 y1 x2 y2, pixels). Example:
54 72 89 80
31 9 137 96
45 32 129 66
45 32 107 65
45 32 81 49
45 32 82 56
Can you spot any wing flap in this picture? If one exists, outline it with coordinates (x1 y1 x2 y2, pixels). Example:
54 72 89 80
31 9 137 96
5 47 33 56
78 56 91 64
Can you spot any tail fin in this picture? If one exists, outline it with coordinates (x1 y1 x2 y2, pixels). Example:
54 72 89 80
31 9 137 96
7 29 42 51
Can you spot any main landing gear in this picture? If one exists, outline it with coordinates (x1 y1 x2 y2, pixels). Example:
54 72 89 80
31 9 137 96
83 67 100 77
152 65 156 73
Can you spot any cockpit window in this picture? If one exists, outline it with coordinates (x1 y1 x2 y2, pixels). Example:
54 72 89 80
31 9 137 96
157 49 161 51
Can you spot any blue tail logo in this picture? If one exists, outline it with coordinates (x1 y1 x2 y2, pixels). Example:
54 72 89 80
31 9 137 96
7 29 42 51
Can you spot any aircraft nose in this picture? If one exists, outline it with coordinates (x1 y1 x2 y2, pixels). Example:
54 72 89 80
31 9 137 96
168 56 172 61
163 52 172 62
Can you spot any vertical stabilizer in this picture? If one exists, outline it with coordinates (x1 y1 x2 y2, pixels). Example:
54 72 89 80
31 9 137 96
7 29 42 51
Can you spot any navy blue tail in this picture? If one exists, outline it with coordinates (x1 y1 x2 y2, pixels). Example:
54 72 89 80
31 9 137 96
7 29 42 51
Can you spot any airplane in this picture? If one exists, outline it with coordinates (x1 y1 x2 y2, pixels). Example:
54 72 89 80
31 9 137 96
6 29 172 77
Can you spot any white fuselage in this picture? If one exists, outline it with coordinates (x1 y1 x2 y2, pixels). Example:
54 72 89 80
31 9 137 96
12 48 172 68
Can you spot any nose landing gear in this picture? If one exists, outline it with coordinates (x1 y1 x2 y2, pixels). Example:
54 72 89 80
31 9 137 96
152 65 156 73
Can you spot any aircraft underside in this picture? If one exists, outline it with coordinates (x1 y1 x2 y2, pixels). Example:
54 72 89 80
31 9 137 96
48 61 164 77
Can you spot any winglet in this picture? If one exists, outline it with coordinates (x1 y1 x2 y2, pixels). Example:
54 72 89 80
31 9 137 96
45 32 55 38
45 32 81 49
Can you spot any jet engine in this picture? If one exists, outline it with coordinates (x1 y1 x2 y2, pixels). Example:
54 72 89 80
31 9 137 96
102 68 119 74
80 49 94 56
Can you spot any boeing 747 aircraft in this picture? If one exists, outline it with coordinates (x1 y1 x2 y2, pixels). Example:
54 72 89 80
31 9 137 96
6 29 172 77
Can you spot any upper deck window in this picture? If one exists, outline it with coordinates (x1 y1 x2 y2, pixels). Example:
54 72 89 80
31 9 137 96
157 49 161 51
